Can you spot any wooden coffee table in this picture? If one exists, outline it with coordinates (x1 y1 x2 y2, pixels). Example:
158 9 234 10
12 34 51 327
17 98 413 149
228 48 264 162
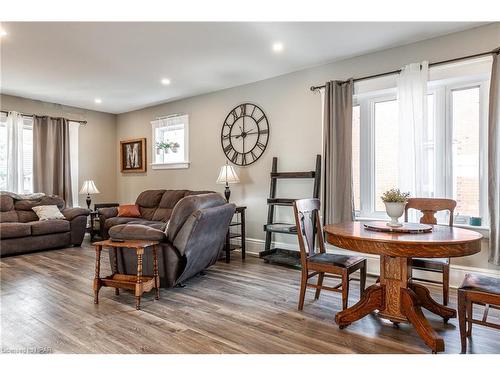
93 239 160 310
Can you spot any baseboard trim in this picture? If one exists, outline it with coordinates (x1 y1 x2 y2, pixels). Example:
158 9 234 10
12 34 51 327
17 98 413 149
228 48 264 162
233 237 500 289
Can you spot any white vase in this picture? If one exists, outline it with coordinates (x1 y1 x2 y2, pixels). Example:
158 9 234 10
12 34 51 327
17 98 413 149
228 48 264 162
384 202 406 227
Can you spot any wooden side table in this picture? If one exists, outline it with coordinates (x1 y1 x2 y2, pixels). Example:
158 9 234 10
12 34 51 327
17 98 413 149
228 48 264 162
224 206 246 263
93 239 160 310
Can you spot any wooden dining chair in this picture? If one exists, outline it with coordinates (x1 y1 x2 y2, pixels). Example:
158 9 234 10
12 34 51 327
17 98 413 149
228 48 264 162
458 273 500 353
404 198 456 306
293 198 367 311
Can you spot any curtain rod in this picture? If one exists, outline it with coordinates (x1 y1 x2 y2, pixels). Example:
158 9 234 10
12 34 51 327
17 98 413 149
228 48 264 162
0 110 87 125
310 47 500 91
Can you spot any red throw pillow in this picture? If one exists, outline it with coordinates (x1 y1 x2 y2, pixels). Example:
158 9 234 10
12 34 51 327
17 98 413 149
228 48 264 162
117 204 141 218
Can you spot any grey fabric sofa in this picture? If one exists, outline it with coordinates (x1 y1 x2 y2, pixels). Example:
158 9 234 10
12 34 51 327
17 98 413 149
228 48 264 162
0 194 90 257
108 193 236 288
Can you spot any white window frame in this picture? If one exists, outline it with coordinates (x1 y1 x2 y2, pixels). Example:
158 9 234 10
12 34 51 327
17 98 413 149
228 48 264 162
151 114 190 170
353 77 489 226
354 89 398 219
0 112 34 194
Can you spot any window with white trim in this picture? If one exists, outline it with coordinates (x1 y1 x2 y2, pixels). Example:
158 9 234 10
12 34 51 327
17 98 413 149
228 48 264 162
352 62 489 225
151 114 189 169
0 112 33 194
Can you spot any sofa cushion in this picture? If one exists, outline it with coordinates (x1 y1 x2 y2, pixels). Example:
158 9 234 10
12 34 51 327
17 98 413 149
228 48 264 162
1 195 15 212
16 210 38 223
105 217 150 230
0 210 18 223
109 224 167 241
30 220 70 236
135 190 166 220
15 195 65 211
0 222 31 239
117 204 141 218
128 220 168 231
152 190 189 222
32 205 66 221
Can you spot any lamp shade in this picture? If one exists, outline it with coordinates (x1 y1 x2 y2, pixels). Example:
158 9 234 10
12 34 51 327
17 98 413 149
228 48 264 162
79 180 100 195
216 164 240 184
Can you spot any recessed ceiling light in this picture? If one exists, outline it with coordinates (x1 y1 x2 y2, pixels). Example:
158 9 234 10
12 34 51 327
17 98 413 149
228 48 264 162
272 42 284 53
94 98 102 104
161 78 171 85
0 29 7 37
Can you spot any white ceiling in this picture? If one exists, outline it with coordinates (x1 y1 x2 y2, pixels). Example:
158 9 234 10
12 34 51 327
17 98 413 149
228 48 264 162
0 22 486 114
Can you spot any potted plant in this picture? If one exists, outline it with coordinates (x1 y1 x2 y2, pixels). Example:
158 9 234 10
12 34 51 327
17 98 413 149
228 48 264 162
381 188 410 227
156 141 179 154
171 142 180 153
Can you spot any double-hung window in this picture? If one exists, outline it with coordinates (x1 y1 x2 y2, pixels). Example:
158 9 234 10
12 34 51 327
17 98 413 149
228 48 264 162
352 59 490 225
151 114 190 169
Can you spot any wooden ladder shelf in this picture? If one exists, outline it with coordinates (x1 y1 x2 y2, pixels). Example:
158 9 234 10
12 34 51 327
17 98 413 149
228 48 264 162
259 155 321 267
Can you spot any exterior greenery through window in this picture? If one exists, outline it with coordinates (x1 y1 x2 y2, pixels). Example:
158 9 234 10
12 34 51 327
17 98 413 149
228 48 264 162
352 77 488 224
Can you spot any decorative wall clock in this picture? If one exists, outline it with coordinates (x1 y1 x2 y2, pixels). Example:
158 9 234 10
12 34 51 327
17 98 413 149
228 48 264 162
220 103 269 166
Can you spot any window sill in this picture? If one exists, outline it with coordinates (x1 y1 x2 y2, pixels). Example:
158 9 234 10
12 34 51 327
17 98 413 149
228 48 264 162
354 217 489 239
151 162 190 170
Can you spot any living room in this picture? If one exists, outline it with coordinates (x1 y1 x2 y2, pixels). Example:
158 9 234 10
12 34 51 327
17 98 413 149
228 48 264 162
1 0 499 372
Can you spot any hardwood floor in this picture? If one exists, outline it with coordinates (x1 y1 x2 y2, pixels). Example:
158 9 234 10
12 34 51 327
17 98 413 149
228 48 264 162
1 238 499 354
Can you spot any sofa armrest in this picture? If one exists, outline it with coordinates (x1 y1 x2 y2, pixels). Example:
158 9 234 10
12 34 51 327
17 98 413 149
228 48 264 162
109 224 166 241
62 207 90 221
98 207 118 220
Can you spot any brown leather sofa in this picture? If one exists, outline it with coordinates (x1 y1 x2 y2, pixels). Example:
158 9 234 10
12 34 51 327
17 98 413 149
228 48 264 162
98 189 214 238
105 191 236 288
0 194 90 257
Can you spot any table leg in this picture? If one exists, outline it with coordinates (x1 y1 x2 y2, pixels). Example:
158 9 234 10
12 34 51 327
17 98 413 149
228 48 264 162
334 255 448 353
93 245 102 304
409 283 456 322
335 284 384 328
135 247 144 310
241 210 246 260
401 288 444 353
153 245 160 300
112 247 120 296
225 231 230 263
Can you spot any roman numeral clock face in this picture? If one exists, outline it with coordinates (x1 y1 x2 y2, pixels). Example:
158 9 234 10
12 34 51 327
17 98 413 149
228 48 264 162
220 103 269 166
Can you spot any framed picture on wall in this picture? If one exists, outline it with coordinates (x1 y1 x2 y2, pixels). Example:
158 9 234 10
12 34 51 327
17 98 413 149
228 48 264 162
120 138 147 173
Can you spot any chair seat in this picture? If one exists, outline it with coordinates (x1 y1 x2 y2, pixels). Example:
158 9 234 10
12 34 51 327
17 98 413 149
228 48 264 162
459 273 500 295
411 257 449 270
308 253 364 268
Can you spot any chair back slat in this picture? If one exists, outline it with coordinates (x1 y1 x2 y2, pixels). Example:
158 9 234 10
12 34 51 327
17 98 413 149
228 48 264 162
404 198 456 226
293 199 325 265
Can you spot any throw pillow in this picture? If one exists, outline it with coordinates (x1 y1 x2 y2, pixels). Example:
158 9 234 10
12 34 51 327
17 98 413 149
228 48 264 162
32 205 66 221
117 204 141 218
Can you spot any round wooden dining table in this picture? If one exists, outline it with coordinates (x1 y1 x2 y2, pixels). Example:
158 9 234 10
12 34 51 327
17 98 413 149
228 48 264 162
324 221 482 353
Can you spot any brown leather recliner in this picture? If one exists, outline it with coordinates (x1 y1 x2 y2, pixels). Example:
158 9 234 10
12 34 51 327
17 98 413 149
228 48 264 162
107 192 236 288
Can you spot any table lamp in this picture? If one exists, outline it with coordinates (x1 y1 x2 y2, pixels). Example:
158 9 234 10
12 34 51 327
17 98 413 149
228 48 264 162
216 162 239 202
79 180 100 209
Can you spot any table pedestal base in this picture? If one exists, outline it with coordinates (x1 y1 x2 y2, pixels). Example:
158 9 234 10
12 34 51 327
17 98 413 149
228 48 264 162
335 255 456 353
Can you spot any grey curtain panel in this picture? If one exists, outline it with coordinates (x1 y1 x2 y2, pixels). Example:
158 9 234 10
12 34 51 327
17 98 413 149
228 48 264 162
323 79 354 224
33 116 73 207
489 52 500 265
